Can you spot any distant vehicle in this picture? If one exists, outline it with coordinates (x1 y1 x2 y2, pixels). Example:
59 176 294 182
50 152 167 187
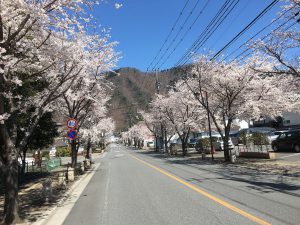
146 141 155 148
271 130 300 152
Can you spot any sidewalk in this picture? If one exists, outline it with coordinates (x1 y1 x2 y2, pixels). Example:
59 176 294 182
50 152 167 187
0 152 105 225
32 154 104 225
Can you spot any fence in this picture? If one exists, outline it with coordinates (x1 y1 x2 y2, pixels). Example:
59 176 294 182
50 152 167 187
236 143 272 153
0 158 62 193
45 158 62 171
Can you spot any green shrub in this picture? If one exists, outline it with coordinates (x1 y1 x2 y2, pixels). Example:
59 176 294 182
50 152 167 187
252 132 269 145
56 147 71 157
41 151 50 158
239 131 248 145
201 138 211 150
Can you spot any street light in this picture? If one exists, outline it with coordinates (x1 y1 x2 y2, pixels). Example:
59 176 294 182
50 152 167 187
194 91 214 161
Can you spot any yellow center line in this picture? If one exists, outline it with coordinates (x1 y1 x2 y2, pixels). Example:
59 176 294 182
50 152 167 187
129 153 271 225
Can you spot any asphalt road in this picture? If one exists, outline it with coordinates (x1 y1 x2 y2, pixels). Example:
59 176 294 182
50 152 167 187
62 144 300 225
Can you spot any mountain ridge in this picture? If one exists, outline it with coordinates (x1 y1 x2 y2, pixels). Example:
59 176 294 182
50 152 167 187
106 67 183 132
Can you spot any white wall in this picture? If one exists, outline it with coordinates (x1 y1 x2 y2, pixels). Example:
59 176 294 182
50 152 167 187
282 112 300 126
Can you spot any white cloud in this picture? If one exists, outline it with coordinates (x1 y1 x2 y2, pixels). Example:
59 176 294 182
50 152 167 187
114 3 123 9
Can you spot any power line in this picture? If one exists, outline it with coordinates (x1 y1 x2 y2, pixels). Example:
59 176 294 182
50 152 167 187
181 0 240 65
210 0 279 60
153 0 212 70
175 0 238 66
150 0 203 71
146 0 191 71
209 0 251 50
225 7 298 62
231 18 299 63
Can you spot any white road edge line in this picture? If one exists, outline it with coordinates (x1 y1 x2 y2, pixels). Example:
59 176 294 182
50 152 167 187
33 153 106 225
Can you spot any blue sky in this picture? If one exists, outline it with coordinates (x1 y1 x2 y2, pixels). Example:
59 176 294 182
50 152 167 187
93 0 285 71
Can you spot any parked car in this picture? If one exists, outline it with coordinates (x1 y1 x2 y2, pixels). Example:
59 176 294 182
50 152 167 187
146 141 155 148
267 130 288 143
230 127 276 145
188 138 198 148
271 130 300 152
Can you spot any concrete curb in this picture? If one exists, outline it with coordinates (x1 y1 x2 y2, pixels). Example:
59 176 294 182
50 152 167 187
31 153 105 225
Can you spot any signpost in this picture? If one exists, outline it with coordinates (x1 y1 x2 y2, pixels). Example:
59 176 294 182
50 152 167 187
67 118 78 130
67 129 77 140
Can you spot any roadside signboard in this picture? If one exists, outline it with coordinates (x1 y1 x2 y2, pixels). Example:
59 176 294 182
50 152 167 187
67 129 77 140
67 118 77 129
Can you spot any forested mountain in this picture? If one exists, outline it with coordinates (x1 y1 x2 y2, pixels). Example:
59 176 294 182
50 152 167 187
106 67 183 132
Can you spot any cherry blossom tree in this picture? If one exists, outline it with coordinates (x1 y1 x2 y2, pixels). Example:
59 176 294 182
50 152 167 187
180 55 294 161
151 88 205 156
58 75 112 167
251 0 299 78
81 117 115 159
250 0 300 113
141 110 176 153
122 122 152 149
0 1 118 223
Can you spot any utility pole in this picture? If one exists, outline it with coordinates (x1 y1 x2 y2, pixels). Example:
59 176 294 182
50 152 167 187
204 91 214 161
155 69 160 94
155 69 164 152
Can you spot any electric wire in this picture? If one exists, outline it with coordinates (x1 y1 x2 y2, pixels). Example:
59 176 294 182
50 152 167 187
146 0 191 71
150 0 205 71
223 7 292 61
225 8 298 62
231 18 299 63
154 0 212 70
210 0 279 60
180 0 240 65
175 0 238 66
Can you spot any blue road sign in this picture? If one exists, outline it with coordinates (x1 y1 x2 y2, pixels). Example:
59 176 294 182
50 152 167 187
67 129 77 140
67 118 78 129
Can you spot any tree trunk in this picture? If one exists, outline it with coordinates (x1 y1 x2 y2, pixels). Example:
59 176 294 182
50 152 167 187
223 121 232 162
223 136 230 161
155 134 159 152
164 129 168 154
0 68 20 224
71 140 77 168
181 140 187 156
180 134 188 157
86 138 91 159
2 159 21 225
134 138 137 148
